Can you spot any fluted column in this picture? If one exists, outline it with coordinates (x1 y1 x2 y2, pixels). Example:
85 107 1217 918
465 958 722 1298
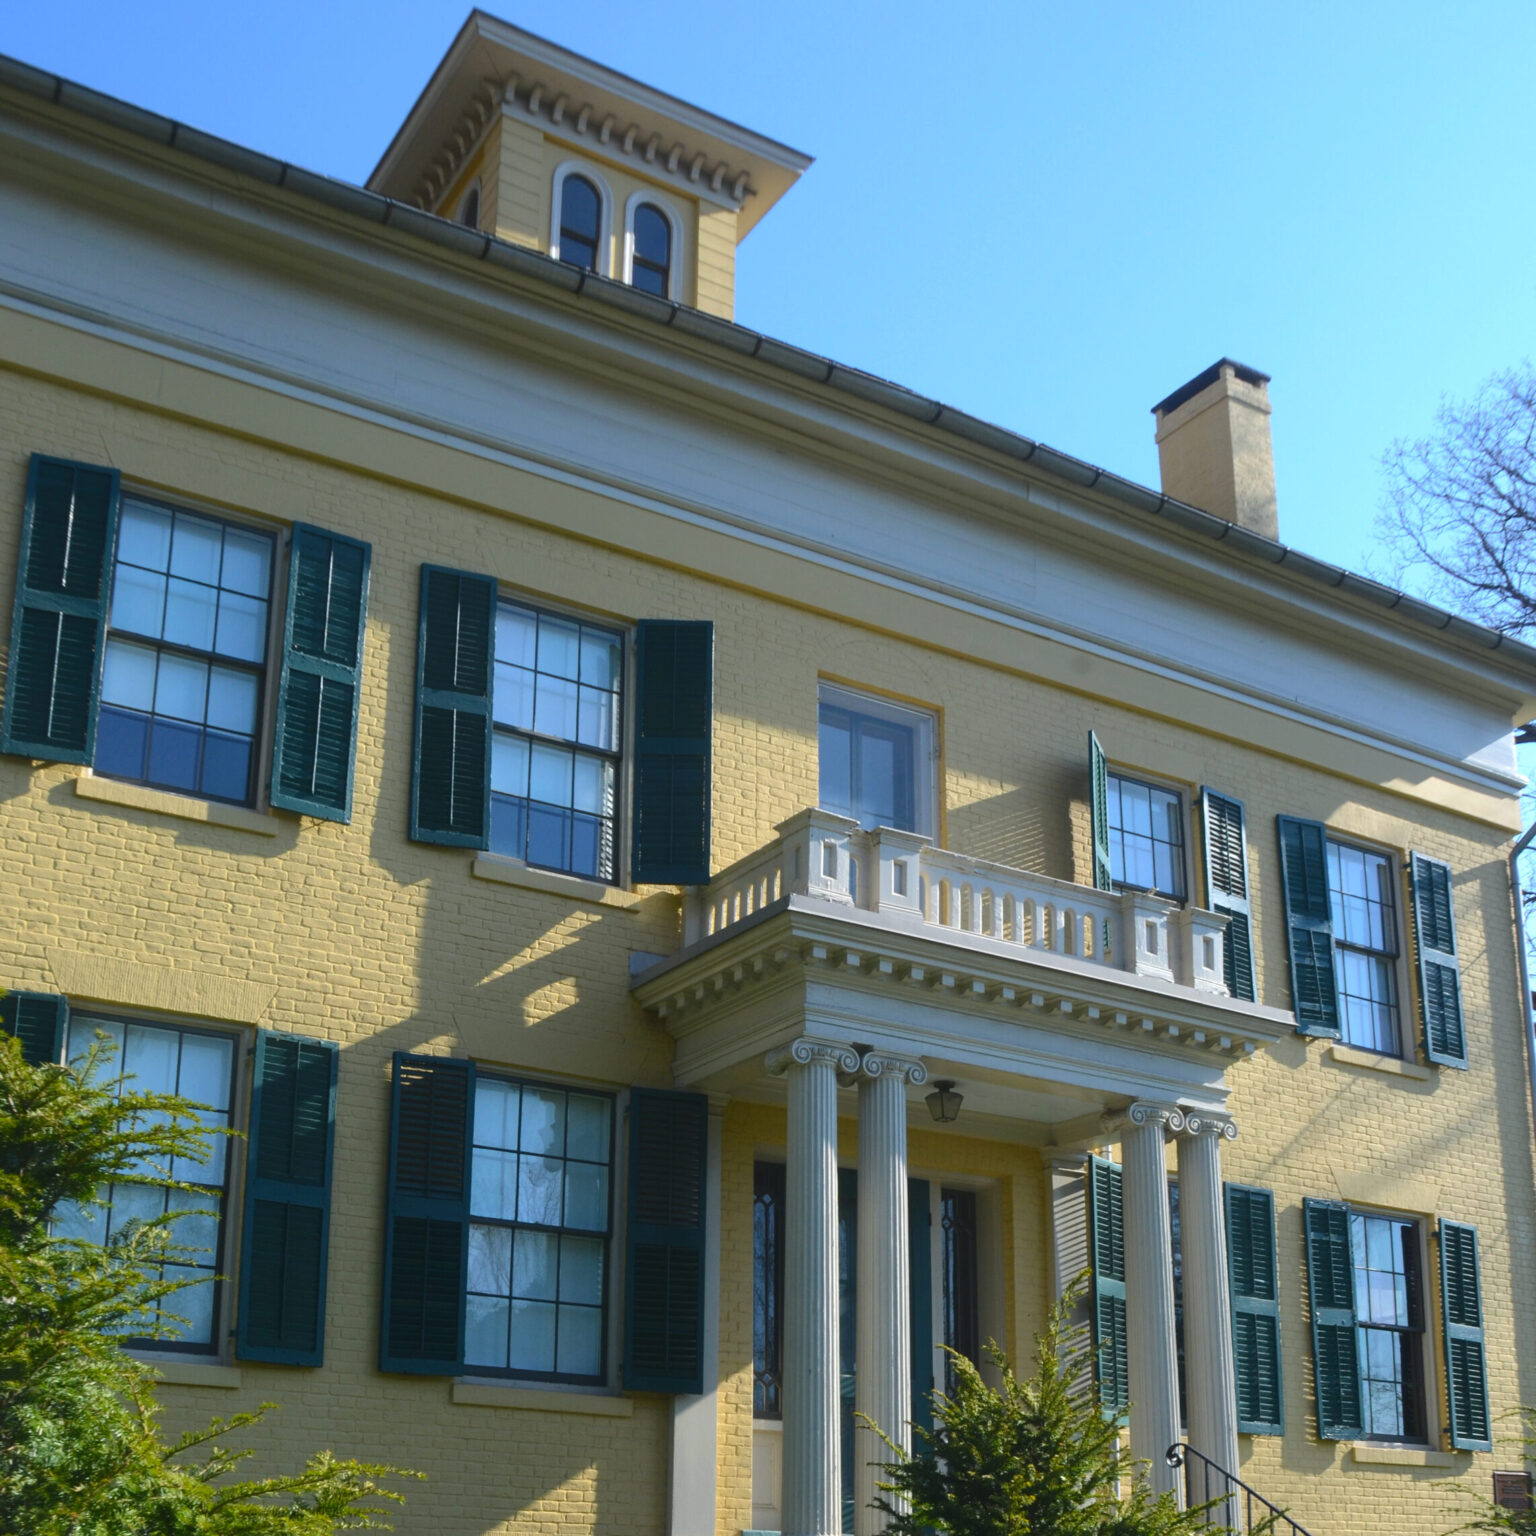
1178 1113 1240 1526
1120 1101 1184 1499
769 1037 859 1536
855 1051 927 1536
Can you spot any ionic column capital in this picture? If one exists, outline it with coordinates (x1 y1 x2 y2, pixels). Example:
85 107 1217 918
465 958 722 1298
766 1036 860 1076
1104 1100 1186 1138
857 1050 928 1086
1179 1111 1238 1142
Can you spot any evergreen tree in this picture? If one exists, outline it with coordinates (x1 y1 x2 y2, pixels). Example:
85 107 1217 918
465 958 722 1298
0 1029 418 1534
865 1282 1227 1536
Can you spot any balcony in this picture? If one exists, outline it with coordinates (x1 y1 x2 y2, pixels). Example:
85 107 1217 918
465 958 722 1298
634 810 1293 1122
686 809 1231 996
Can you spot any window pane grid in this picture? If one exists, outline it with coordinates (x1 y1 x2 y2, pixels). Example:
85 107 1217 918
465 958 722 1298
466 1077 613 1384
56 1016 234 1351
1350 1212 1425 1440
941 1188 980 1396
490 602 622 882
753 1161 786 1418
1327 842 1402 1055
101 500 271 806
1107 773 1187 901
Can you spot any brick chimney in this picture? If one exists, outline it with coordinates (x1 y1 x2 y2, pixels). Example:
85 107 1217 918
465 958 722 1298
1152 359 1278 539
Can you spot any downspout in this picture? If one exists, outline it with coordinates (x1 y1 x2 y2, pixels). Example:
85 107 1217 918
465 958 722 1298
1508 820 1536 1146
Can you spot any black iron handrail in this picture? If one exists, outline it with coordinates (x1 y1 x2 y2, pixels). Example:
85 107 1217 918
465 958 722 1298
1166 1442 1318 1535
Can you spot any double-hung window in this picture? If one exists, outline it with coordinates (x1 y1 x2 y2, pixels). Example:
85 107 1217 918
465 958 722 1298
817 684 936 836
465 1076 614 1383
97 498 273 805
1326 841 1402 1055
1351 1210 1426 1440
1106 772 1187 901
490 601 622 881
55 1015 236 1352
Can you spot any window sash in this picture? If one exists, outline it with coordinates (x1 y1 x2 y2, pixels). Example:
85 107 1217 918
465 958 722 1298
1349 1212 1427 1442
816 685 934 837
463 1076 614 1385
1106 771 1187 901
753 1160 786 1419
941 1187 980 1394
1326 841 1403 1056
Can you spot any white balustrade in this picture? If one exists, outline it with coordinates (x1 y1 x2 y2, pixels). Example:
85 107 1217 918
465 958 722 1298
685 810 1230 994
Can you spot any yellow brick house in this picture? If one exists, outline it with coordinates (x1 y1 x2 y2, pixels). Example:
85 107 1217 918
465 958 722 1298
1 14 1534 1536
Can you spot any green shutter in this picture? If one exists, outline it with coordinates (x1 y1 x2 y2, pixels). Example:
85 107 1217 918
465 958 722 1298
0 990 67 1066
236 1030 337 1366
1202 788 1256 1001
1410 853 1468 1069
1225 1183 1283 1434
1440 1220 1491 1450
1277 817 1340 1037
631 621 713 886
2 455 120 762
909 1177 934 1437
1089 731 1113 892
1088 1155 1128 1418
269 526 371 822
379 1052 473 1374
623 1088 708 1393
1303 1197 1361 1439
410 566 495 848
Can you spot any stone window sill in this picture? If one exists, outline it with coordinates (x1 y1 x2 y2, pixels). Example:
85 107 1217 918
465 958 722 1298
470 855 643 910
451 1380 633 1416
1325 1043 1433 1083
1349 1443 1457 1467
144 1359 244 1389
75 773 278 837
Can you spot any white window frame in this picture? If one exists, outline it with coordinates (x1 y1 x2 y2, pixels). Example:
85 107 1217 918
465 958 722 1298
621 190 684 300
549 160 614 276
1105 765 1193 904
817 681 939 840
1324 833 1410 1060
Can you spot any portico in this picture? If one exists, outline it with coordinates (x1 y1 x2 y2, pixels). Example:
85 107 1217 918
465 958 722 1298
632 811 1293 1535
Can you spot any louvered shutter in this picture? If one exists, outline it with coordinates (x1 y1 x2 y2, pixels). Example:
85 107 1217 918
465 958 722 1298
1410 854 1468 1068
410 566 495 847
269 526 371 822
379 1052 473 1374
1277 818 1340 1037
623 1088 708 1393
0 990 67 1066
1303 1197 1361 1439
237 1031 338 1365
631 622 713 886
1225 1183 1283 1434
1440 1220 1491 1450
909 1178 934 1437
1089 731 1113 892
1088 1155 1128 1417
1202 789 1256 1001
2 455 120 762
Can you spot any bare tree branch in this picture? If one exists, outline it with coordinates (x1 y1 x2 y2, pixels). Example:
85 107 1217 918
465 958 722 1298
1377 364 1536 635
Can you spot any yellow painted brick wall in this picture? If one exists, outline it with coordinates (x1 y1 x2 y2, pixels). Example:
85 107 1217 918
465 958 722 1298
0 334 1531 1536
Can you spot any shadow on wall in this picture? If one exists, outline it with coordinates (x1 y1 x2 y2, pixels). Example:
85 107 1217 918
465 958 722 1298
947 762 1079 880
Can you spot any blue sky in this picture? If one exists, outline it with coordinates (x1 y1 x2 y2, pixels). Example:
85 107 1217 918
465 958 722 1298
4 2 1534 581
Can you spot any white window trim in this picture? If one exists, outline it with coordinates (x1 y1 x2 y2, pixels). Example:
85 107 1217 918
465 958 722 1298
550 160 614 276
621 190 684 300
1324 832 1412 1062
1106 765 1193 905
817 681 939 840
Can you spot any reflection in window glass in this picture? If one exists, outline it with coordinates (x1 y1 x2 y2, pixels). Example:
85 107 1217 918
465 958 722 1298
1350 1211 1425 1440
1107 773 1186 901
631 203 672 296
753 1161 786 1418
55 1017 234 1351
99 499 271 805
489 602 622 881
941 1188 979 1395
558 174 601 272
1326 842 1400 1055
465 1076 613 1383
817 687 934 835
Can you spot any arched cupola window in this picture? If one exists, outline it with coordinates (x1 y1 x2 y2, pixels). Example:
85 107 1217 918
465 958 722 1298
558 174 602 272
457 183 481 229
630 203 672 297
